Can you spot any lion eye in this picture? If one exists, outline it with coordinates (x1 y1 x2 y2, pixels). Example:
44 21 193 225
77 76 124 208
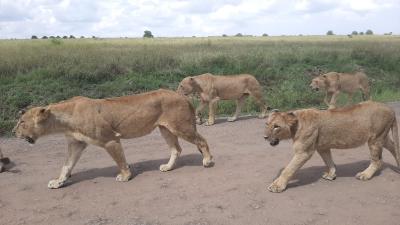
273 125 280 129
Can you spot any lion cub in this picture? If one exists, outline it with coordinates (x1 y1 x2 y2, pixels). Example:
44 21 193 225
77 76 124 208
264 101 399 193
309 71 370 109
13 89 213 188
177 73 270 125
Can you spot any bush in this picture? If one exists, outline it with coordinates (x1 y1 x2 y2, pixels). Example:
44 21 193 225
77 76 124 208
366 29 374 35
143 30 154 38
235 33 243 37
351 31 358 35
326 30 334 35
31 35 38 39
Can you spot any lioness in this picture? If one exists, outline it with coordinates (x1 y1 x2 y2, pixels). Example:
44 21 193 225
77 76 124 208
13 89 213 188
264 101 399 193
309 71 370 109
177 73 269 125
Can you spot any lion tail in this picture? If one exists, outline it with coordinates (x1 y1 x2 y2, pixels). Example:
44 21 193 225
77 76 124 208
392 116 400 167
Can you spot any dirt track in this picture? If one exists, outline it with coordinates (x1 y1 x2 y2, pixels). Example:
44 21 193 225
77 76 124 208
1 102 400 225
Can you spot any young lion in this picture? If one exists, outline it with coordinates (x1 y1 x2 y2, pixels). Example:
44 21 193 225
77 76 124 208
309 71 370 109
177 73 269 125
13 89 213 188
264 101 399 193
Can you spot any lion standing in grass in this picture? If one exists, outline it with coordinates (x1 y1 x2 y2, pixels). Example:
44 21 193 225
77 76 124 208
13 89 213 188
309 70 370 109
177 73 269 125
264 101 399 193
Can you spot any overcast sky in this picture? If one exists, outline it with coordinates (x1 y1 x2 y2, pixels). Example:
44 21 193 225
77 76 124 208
0 0 399 38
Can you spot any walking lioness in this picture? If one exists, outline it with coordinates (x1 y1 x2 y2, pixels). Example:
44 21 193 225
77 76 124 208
13 89 213 188
309 71 370 109
177 73 269 125
264 101 399 193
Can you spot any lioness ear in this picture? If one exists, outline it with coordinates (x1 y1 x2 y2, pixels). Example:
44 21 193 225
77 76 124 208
37 107 51 122
19 109 26 116
286 112 298 126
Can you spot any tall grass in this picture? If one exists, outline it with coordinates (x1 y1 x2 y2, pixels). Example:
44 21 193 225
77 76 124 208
1 36 400 134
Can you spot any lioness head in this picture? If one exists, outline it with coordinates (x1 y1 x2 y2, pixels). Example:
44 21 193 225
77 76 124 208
264 111 297 146
177 77 198 96
13 107 52 144
309 75 327 91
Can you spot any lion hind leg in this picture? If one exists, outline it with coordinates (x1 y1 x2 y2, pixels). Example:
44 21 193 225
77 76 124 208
356 140 383 181
249 88 268 118
179 131 213 167
159 126 182 172
104 140 132 182
317 149 336 181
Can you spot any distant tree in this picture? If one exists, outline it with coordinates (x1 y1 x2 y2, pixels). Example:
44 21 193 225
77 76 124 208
366 29 373 35
359 32 364 35
69 35 75 39
262 33 268 37
143 30 154 38
56 36 61 38
41 36 48 39
235 33 243 37
62 36 68 39
92 36 96 39
347 34 353 38
31 35 38 39
326 30 334 35
49 36 55 39
384 32 392 35
222 34 228 37
80 36 85 38
351 31 358 35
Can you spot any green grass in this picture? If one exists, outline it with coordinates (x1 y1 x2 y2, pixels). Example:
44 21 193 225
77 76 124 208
1 35 400 135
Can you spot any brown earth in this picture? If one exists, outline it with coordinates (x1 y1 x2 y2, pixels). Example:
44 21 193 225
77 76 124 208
1 102 400 225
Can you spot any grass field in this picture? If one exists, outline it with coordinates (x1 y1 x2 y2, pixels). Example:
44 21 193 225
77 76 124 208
1 35 400 134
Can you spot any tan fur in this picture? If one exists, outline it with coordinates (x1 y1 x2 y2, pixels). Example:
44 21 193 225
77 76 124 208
264 101 399 193
13 89 213 188
310 71 370 109
177 73 269 125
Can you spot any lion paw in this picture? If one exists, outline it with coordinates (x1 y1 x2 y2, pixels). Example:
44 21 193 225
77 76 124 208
355 172 371 181
202 158 214 167
159 164 173 172
48 179 65 189
116 171 132 182
227 117 237 122
205 121 215 126
268 181 286 193
322 172 336 181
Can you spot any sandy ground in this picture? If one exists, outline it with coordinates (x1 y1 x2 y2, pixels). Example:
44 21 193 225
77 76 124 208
1 102 400 225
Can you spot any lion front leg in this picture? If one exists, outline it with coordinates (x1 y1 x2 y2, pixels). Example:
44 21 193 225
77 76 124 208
268 150 314 193
205 98 219 126
195 100 207 125
48 137 87 189
328 91 340 109
104 140 132 182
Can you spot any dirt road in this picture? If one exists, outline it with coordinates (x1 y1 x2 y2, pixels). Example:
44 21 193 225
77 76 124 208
1 102 400 225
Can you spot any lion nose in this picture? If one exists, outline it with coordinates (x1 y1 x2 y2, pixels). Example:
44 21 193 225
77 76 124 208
264 136 269 140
